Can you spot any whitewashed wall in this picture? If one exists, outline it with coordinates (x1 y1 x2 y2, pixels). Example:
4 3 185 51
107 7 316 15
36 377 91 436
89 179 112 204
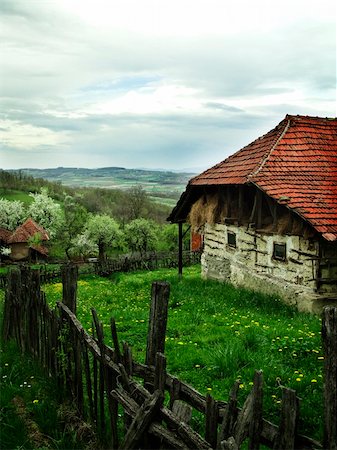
201 223 323 312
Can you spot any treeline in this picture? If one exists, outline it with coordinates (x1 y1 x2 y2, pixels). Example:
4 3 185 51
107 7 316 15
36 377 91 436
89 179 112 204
0 169 171 224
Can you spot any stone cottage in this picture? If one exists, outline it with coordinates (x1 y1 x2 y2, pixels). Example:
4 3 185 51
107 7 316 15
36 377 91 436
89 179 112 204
169 115 337 312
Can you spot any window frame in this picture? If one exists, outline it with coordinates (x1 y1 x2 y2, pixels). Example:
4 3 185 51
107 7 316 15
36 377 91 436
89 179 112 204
273 242 287 261
227 231 237 248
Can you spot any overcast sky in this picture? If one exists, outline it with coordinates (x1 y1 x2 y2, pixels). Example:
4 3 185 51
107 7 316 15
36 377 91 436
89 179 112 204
0 0 336 172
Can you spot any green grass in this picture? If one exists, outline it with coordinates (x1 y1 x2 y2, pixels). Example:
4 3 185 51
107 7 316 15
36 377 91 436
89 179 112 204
0 189 34 205
0 285 100 449
0 339 98 449
43 265 324 441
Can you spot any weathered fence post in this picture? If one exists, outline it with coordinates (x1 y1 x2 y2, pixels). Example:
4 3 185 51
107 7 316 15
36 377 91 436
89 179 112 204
322 306 337 450
2 268 21 343
273 388 299 450
145 281 170 368
61 264 78 314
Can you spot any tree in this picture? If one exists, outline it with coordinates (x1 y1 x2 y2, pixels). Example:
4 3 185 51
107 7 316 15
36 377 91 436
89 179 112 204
86 214 122 261
160 224 190 251
0 198 25 230
70 231 98 260
57 195 88 259
28 188 64 238
124 218 158 256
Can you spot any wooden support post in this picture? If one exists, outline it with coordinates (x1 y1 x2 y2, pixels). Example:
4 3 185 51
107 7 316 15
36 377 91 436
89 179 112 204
178 221 183 278
273 388 299 450
256 190 262 229
145 282 170 367
61 264 78 314
238 186 243 226
154 352 167 393
110 317 122 363
248 370 263 450
2 268 21 342
205 393 219 448
218 381 240 446
322 307 337 450
234 370 263 448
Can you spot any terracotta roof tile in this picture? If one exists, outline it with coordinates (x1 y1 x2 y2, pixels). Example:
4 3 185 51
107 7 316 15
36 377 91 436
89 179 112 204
189 115 337 241
8 218 49 244
0 228 12 243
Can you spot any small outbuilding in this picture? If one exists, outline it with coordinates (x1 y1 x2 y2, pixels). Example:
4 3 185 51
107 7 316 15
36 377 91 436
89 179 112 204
169 115 337 312
7 218 49 262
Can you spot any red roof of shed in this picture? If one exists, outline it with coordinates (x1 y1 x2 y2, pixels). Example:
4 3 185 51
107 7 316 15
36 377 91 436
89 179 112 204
8 218 49 244
190 115 337 241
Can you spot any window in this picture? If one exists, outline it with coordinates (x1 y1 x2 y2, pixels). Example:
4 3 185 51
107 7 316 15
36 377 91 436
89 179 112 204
273 243 286 261
227 231 236 248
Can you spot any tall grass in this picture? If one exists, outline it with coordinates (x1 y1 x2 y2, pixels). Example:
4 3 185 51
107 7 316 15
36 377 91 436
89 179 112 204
42 265 323 440
0 295 98 449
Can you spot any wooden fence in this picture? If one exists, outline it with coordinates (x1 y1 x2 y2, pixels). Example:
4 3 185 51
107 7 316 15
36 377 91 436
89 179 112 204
2 266 337 450
0 250 201 288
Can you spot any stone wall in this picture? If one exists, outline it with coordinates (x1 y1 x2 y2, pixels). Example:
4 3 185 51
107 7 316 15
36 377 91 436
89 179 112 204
201 223 327 313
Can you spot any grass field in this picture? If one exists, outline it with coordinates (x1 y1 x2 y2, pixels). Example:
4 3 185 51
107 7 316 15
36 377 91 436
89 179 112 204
0 188 34 205
43 265 324 440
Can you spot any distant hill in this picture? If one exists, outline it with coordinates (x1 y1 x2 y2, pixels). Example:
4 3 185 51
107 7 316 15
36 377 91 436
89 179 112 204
12 167 195 199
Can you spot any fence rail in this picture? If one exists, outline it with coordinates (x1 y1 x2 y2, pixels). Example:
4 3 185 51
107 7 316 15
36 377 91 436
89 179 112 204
0 250 201 288
2 265 336 450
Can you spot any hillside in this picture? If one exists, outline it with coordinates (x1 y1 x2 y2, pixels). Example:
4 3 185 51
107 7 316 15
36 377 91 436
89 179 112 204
13 167 195 201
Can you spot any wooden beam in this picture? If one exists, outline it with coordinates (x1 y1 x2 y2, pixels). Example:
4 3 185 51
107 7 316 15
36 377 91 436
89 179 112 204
178 222 183 277
238 186 243 226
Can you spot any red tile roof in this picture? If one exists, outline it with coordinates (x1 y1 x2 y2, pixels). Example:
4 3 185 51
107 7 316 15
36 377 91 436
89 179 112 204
0 228 12 243
190 115 337 241
8 218 49 244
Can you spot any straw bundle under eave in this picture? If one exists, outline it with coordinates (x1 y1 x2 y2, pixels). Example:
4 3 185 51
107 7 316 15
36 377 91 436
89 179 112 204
188 193 226 230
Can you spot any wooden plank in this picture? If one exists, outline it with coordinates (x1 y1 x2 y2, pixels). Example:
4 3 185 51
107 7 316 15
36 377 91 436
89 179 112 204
83 343 94 421
111 388 188 450
145 281 170 366
220 437 239 450
322 307 337 450
248 370 263 450
120 390 164 450
205 393 218 448
169 377 181 409
123 342 133 376
125 379 212 450
145 281 170 392
178 222 183 277
172 400 192 425
61 264 78 314
154 352 167 393
273 388 299 450
218 381 240 447
111 317 122 363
